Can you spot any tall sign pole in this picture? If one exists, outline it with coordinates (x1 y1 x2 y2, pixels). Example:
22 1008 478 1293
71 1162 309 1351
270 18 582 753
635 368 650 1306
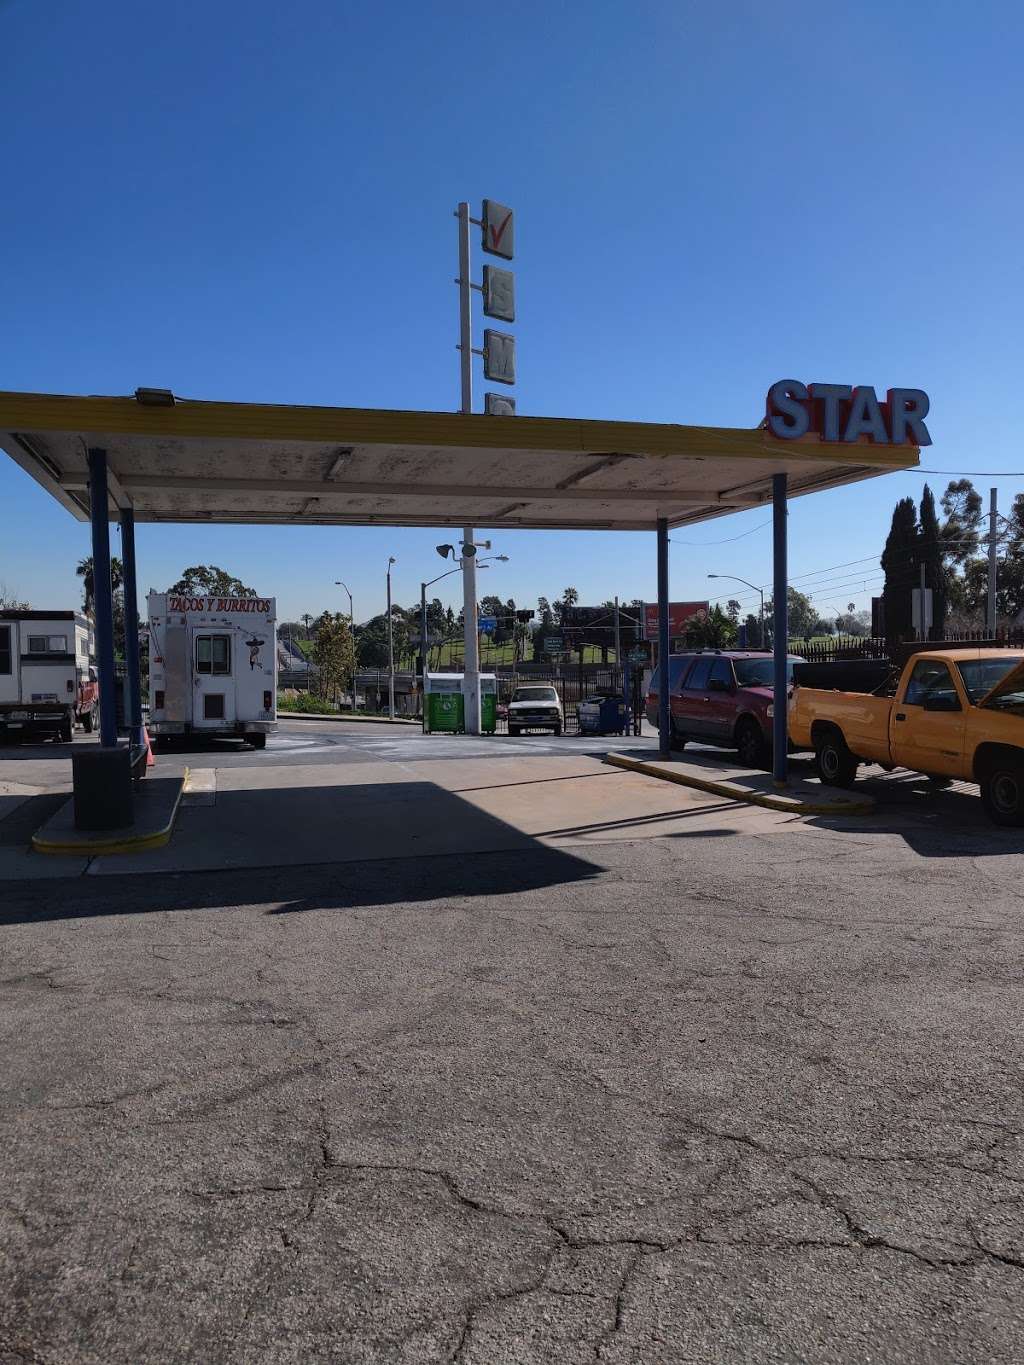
456 202 480 732
454 197 516 734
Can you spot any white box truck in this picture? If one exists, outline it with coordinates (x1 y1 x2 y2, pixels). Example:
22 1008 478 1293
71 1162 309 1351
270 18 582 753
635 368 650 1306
0 610 97 743
147 593 277 748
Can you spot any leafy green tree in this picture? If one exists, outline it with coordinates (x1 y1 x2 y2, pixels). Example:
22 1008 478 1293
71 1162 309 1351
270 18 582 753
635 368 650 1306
313 612 356 706
765 586 819 639
168 565 256 597
685 605 736 648
940 478 983 567
76 555 123 615
76 555 127 658
881 497 920 641
743 613 763 648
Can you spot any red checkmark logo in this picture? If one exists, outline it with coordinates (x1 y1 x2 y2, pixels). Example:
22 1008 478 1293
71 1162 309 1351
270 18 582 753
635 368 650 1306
489 210 513 250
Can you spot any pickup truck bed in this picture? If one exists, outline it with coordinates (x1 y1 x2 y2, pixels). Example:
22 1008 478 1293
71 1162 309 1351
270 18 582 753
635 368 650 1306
789 649 1024 825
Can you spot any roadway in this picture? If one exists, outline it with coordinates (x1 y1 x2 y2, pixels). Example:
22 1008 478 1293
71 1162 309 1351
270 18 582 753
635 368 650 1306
2 720 1024 1361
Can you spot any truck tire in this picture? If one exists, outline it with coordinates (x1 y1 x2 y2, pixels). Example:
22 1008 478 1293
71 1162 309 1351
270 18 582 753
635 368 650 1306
508 725 520 737
669 723 687 751
249 733 267 750
553 722 562 737
980 763 1024 827
814 729 858 788
736 717 768 770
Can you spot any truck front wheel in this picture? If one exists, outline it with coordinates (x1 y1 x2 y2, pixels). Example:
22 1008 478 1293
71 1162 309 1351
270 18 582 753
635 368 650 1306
981 764 1024 827
814 730 858 788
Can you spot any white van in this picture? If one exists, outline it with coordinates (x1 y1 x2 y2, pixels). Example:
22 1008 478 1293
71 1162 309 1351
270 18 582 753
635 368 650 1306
147 592 277 748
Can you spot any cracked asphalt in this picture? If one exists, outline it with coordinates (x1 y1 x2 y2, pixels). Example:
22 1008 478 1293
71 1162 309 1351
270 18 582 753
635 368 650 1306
3 725 1024 1361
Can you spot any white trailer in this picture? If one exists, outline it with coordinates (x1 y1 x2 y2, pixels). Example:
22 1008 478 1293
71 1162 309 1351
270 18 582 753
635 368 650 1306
0 611 97 743
147 593 277 748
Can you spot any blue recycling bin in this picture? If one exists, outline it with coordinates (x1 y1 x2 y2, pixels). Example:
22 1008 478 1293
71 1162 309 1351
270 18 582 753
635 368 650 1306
578 695 626 735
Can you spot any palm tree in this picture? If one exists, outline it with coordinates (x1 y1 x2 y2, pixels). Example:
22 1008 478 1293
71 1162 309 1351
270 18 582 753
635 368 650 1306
76 556 123 614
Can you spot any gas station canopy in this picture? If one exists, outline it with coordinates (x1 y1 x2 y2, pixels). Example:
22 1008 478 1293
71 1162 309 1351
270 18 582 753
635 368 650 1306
0 391 919 532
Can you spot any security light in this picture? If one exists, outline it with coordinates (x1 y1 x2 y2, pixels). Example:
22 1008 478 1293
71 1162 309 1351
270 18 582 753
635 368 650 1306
436 544 455 560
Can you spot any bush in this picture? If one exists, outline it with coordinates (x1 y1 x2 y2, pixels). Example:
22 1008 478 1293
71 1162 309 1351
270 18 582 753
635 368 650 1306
277 691 337 714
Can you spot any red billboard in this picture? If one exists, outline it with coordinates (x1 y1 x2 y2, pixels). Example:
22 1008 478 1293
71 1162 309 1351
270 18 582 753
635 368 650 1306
642 601 709 641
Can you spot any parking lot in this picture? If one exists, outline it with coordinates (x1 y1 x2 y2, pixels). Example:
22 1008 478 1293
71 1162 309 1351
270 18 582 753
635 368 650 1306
3 720 1024 1362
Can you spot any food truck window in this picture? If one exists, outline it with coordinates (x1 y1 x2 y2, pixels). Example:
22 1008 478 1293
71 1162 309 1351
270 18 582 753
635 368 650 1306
196 634 231 675
0 626 11 674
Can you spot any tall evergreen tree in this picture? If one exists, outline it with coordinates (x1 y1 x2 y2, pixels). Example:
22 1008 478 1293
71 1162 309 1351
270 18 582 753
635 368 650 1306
881 497 919 641
919 484 947 637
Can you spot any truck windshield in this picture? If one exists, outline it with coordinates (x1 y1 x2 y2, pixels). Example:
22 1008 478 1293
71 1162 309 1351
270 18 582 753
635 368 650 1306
513 687 558 703
957 656 1024 704
734 658 801 687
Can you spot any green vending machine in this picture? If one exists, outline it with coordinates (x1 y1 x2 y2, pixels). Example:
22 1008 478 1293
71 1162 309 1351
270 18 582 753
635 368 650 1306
424 673 465 733
479 674 497 734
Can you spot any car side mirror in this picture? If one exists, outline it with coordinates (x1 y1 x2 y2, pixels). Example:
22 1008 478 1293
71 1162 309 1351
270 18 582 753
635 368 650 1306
922 694 961 712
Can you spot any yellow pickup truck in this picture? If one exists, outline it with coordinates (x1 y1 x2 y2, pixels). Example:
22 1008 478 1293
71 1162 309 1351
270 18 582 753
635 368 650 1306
788 649 1024 825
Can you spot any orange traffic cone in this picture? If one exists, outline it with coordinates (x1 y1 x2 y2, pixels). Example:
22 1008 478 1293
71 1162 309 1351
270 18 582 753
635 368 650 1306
144 725 155 768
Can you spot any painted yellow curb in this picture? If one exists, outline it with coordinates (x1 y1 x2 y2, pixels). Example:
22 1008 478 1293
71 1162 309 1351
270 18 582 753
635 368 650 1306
32 770 188 856
605 753 875 816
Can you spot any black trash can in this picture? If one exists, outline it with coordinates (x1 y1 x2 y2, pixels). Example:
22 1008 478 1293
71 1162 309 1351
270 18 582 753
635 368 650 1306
71 744 134 830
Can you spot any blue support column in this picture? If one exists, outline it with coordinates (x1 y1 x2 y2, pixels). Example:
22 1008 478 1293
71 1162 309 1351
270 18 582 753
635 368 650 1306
88 448 119 748
772 472 789 784
657 517 670 758
119 506 144 749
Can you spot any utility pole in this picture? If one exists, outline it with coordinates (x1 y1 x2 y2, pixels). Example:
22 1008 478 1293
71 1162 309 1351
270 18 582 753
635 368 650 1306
988 486 998 636
614 596 621 664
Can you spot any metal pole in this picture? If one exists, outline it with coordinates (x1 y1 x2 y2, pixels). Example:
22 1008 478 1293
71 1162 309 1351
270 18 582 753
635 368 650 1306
386 561 395 719
759 588 765 650
614 595 621 663
988 487 998 636
919 562 927 641
420 582 427 732
772 473 788 785
457 202 473 415
657 518 670 758
87 448 118 748
119 507 143 750
462 529 480 734
456 206 479 735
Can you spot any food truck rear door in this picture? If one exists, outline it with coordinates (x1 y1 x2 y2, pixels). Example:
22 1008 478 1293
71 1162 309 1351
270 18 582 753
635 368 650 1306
191 628 236 729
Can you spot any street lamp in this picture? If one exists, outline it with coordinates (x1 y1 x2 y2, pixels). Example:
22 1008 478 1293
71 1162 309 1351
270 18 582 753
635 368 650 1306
708 573 766 648
334 580 354 625
386 556 396 719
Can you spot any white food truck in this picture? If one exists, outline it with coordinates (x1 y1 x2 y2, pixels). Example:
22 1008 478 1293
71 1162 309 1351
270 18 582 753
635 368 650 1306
147 592 277 748
0 610 97 743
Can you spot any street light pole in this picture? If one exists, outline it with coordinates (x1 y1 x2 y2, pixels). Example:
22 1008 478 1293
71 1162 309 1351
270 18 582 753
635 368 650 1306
334 580 354 626
708 573 765 648
386 557 396 719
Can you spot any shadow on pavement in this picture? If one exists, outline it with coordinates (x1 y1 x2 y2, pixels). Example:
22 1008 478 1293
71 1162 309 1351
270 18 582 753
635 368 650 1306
0 844 600 927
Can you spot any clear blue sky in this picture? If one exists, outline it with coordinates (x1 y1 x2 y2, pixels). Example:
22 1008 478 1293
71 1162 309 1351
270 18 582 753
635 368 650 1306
2 0 1022 626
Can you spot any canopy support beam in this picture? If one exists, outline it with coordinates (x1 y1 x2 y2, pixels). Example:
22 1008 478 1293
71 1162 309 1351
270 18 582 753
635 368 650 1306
119 506 144 750
87 448 118 748
657 517 670 759
772 473 789 785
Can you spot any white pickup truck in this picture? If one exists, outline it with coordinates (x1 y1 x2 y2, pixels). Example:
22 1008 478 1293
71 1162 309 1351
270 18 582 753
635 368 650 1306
507 684 564 736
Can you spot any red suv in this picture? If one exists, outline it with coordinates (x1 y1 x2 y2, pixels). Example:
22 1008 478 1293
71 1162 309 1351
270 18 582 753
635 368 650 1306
645 650 804 767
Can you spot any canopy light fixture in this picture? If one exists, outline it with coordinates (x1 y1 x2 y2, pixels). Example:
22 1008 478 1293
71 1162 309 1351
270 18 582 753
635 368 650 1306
134 388 176 407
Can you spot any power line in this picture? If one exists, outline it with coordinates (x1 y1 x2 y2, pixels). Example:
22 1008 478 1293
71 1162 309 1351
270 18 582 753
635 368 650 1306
670 519 771 547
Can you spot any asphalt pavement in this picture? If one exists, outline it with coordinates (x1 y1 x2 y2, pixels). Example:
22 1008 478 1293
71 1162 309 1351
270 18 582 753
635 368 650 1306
2 721 1024 1361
